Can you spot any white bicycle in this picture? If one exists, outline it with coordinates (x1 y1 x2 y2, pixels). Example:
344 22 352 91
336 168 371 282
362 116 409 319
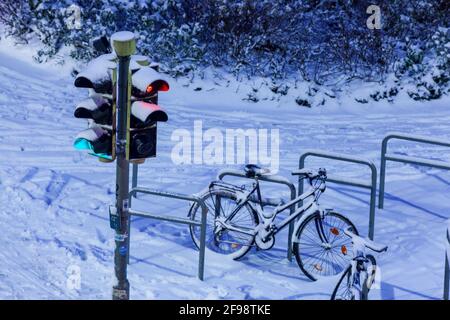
331 228 387 300
189 164 359 281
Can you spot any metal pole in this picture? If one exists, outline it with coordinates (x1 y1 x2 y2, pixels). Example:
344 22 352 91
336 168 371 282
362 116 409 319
198 202 207 280
378 138 388 209
111 31 136 300
368 172 377 240
444 254 449 300
126 163 138 265
132 163 138 190
287 186 297 261
444 225 450 300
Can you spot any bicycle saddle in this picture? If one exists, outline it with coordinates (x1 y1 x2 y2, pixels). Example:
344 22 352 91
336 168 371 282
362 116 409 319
244 164 270 178
344 228 388 253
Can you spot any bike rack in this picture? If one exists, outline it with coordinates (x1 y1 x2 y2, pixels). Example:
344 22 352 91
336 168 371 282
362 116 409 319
128 164 208 280
299 149 377 240
444 221 450 300
217 169 297 261
379 132 450 209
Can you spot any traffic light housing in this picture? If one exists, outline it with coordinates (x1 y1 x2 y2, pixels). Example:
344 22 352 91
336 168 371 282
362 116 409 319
73 54 117 162
127 68 169 161
74 54 116 95
127 101 168 160
74 96 112 125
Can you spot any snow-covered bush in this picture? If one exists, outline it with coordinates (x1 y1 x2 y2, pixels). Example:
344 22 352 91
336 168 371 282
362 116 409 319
0 0 448 103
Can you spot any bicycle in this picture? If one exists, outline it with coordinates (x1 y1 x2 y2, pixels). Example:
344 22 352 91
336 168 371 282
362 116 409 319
331 227 387 300
189 164 359 281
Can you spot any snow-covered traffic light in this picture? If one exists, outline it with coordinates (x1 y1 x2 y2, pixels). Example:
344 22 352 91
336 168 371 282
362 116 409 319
127 68 169 161
73 53 117 161
72 35 169 163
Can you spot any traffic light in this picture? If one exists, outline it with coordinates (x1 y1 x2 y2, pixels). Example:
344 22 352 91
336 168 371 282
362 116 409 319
73 53 117 162
127 68 169 161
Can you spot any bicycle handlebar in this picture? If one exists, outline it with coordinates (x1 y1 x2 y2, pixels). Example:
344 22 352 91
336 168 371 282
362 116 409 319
292 168 327 185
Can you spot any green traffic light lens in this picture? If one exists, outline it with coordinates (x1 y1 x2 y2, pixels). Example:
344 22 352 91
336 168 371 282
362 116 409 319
74 138 112 160
74 138 93 151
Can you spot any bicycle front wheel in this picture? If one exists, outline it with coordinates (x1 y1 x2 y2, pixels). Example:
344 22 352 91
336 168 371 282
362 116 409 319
331 255 377 300
330 265 354 300
365 254 378 292
293 211 358 281
189 188 259 260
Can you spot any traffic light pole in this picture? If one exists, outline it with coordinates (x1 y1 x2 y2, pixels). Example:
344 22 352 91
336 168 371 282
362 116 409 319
111 32 136 300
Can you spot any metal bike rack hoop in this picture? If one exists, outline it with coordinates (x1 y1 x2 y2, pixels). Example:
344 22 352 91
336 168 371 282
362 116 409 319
379 132 450 209
217 169 297 261
299 149 378 240
444 222 450 300
127 186 208 281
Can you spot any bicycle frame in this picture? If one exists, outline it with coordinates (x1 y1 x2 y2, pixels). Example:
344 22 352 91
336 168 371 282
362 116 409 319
215 177 324 238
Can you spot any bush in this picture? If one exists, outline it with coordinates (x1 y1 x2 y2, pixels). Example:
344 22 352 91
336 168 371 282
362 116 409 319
0 0 449 87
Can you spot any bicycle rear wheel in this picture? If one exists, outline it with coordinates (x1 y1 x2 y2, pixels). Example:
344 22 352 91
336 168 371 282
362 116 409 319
293 211 358 281
189 188 259 260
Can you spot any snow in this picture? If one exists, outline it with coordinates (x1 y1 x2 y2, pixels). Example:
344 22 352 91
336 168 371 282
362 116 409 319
76 55 115 85
131 101 167 123
1 41 450 300
76 98 100 112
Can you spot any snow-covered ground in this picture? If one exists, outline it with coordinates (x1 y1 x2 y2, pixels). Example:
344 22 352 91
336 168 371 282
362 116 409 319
1 43 450 300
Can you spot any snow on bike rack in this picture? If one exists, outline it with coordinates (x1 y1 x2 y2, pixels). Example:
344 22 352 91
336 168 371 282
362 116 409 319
216 169 298 261
298 149 378 240
379 132 450 209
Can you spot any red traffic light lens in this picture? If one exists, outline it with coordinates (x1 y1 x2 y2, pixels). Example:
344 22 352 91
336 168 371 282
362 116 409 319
159 82 169 92
144 81 169 96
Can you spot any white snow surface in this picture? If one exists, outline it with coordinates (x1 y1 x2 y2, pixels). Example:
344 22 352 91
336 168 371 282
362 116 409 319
1 43 450 300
